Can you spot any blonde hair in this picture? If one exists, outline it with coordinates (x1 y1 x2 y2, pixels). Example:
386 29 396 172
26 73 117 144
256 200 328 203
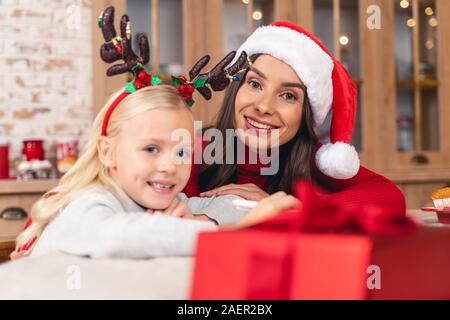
16 85 189 251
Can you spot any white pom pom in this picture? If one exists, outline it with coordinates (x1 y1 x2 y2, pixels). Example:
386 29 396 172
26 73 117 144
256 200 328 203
315 142 360 179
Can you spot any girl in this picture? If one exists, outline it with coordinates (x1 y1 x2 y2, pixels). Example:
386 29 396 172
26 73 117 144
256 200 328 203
184 22 406 218
13 85 300 259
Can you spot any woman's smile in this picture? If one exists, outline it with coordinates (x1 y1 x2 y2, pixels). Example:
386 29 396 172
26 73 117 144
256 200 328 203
244 115 280 130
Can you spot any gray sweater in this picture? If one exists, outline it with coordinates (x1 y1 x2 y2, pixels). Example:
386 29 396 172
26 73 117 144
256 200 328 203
30 186 247 259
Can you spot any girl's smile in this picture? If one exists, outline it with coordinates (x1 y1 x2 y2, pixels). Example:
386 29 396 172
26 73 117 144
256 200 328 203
146 180 176 194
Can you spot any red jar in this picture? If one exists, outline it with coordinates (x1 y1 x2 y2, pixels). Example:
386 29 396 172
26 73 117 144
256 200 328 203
0 139 9 179
22 140 45 161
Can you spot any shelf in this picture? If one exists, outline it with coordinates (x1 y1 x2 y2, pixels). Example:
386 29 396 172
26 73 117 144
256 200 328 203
0 179 59 195
397 79 439 89
379 168 450 183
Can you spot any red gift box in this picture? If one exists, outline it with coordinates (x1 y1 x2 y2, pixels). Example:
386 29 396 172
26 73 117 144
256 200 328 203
190 182 450 300
191 228 450 300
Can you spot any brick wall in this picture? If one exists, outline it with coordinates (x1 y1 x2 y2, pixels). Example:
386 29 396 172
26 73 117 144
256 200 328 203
0 0 93 173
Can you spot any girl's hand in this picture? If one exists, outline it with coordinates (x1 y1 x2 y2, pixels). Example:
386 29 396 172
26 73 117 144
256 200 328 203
200 183 269 201
164 199 195 219
10 249 28 260
147 199 195 220
228 191 301 229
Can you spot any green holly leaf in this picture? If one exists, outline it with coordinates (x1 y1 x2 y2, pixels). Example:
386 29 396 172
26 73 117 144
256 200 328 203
171 76 182 87
124 82 136 93
187 99 195 107
132 65 144 76
151 75 163 85
192 77 207 89
97 17 103 28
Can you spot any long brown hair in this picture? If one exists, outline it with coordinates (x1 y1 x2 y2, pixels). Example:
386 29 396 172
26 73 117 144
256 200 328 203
198 54 318 194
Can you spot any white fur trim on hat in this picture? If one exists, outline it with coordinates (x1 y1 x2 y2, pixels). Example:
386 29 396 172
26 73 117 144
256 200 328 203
315 142 360 179
232 25 334 127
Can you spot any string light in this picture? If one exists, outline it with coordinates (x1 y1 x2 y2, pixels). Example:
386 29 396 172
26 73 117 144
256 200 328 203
425 39 434 50
407 18 416 27
339 35 349 46
252 10 263 21
425 7 434 16
242 0 249 4
429 17 438 27
400 0 409 9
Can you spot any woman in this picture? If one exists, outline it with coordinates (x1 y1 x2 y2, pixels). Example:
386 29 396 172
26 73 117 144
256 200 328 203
183 21 405 215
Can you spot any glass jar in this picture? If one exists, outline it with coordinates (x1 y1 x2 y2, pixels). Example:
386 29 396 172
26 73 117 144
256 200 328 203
57 137 78 174
0 138 9 179
22 140 45 161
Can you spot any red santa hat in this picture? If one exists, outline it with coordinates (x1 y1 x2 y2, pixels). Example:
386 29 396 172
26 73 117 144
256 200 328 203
232 21 360 179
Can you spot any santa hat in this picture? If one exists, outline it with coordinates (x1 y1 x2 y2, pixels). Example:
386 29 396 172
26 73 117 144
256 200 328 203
232 21 359 179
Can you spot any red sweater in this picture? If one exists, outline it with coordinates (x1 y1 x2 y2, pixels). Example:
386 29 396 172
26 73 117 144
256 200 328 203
183 145 406 216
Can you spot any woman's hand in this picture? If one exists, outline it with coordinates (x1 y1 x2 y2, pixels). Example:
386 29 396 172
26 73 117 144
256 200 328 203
200 183 269 201
226 191 301 230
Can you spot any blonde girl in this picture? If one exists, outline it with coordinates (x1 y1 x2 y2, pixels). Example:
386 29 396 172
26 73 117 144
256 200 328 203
12 85 299 259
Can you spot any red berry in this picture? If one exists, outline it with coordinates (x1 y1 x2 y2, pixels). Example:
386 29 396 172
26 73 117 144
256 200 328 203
114 44 122 54
178 84 187 93
137 71 146 81
134 80 144 90
137 71 151 85
186 84 194 94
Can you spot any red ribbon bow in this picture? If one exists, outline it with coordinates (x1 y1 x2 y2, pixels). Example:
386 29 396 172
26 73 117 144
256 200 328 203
254 181 417 236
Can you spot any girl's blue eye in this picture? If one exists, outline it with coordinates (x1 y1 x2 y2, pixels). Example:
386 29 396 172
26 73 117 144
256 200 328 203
176 149 191 159
145 146 159 154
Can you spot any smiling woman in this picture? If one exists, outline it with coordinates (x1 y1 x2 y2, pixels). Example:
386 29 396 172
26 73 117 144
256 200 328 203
183 21 407 220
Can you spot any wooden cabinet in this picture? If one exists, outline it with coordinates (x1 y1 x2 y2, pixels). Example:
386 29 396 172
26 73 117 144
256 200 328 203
277 0 450 208
0 219 26 263
91 0 450 208
0 179 58 262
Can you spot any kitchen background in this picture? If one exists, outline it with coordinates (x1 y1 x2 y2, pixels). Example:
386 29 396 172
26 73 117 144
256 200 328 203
0 0 449 210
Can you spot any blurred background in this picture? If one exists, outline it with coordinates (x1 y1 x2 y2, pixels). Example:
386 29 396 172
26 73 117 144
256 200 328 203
0 0 449 215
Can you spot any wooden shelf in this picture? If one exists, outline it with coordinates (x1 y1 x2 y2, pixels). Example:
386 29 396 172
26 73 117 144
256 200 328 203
0 179 59 195
397 79 439 89
378 168 450 183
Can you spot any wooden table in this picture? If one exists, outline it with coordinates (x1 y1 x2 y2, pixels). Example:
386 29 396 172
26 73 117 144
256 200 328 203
406 209 443 227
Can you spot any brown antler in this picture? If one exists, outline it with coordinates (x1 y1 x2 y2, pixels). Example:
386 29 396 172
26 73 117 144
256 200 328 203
188 51 248 100
99 6 150 76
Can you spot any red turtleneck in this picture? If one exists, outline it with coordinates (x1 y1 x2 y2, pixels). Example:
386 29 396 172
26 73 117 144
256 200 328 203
183 144 406 216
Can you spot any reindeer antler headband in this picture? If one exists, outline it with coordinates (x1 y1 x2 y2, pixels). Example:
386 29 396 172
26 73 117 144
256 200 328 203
98 6 249 136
